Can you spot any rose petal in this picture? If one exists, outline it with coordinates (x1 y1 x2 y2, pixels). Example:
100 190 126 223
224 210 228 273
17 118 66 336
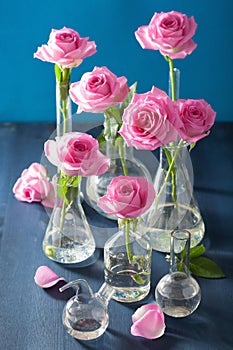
34 266 65 288
131 304 165 339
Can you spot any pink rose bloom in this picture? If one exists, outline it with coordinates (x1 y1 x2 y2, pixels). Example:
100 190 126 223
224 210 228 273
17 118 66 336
44 132 110 177
34 27 96 68
119 86 181 150
98 176 155 219
70 66 130 113
13 163 54 208
177 99 216 142
131 304 165 339
135 11 197 59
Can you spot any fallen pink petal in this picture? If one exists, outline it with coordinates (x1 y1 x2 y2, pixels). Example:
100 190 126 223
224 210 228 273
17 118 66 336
131 304 166 340
34 265 65 288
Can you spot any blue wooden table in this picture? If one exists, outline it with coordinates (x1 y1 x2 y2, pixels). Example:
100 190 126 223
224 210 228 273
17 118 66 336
0 122 232 350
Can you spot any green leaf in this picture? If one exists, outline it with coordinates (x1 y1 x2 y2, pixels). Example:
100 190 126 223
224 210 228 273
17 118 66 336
107 106 122 125
44 246 56 259
132 274 146 285
97 129 106 150
189 142 196 152
190 244 206 259
119 81 137 115
103 112 119 140
190 256 226 278
54 64 62 83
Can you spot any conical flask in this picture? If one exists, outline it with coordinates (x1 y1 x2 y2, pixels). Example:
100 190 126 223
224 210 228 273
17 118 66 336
145 141 205 252
43 175 95 264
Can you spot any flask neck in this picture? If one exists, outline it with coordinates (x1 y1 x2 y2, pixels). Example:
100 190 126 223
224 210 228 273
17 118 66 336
106 137 134 160
56 75 72 137
170 230 191 276
96 282 115 305
118 218 138 232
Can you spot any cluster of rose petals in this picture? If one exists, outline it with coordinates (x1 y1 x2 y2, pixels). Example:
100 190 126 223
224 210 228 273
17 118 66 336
131 304 165 339
34 266 65 288
44 132 110 177
98 176 155 219
70 66 130 113
135 11 197 59
34 27 96 68
13 163 54 208
176 99 216 143
119 86 182 150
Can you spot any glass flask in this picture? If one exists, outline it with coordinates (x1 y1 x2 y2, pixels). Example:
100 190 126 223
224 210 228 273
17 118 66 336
145 141 205 252
104 219 152 303
84 136 152 220
43 176 95 264
144 67 204 252
60 279 114 340
155 230 201 318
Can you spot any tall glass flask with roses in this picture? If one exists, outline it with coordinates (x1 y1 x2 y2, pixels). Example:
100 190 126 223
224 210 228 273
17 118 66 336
43 176 95 264
146 68 205 252
104 218 152 303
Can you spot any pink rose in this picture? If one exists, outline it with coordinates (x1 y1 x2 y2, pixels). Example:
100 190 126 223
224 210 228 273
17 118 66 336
70 66 130 113
98 176 155 219
13 163 54 208
176 99 216 142
131 304 165 339
119 86 181 150
44 132 110 177
34 27 96 68
135 11 197 59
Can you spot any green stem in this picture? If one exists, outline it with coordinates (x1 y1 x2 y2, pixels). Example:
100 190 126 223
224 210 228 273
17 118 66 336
153 139 184 214
164 56 176 101
117 137 129 176
125 219 132 263
163 56 179 206
57 175 81 234
57 67 71 135
103 112 129 176
163 146 177 205
59 198 67 234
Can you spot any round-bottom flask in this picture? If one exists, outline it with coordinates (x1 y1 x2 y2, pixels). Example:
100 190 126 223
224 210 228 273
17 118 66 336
155 230 201 317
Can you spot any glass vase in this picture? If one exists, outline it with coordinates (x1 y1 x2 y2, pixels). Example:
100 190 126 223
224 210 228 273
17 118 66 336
155 230 201 317
104 218 152 303
43 176 95 264
84 137 152 220
55 68 72 137
145 141 205 252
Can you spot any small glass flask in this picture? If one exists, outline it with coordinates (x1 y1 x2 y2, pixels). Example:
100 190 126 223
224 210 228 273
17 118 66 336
104 218 152 303
60 279 115 340
43 176 95 264
155 230 201 317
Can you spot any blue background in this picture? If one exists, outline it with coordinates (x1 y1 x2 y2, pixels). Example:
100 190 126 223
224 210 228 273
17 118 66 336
0 0 232 122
